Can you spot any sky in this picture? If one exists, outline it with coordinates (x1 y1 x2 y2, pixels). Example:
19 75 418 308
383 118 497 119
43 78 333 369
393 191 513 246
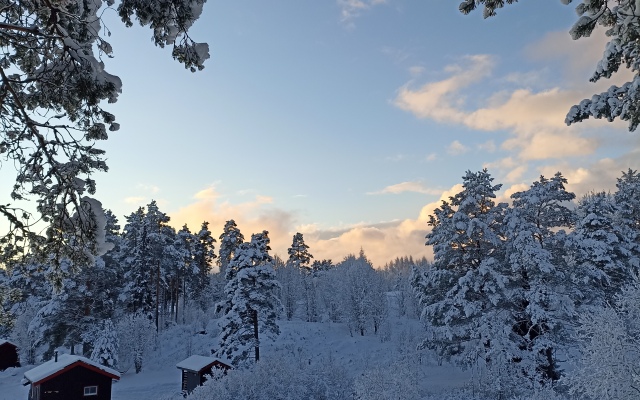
88 0 640 267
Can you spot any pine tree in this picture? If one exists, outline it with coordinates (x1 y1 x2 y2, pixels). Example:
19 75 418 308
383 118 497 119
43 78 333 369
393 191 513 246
0 0 208 279
417 169 511 374
216 231 281 365
287 233 315 321
192 222 216 309
287 233 313 273
505 173 576 383
218 220 245 276
173 224 195 324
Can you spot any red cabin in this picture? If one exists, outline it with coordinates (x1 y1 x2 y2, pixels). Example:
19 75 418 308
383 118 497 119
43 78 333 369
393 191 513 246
23 354 120 400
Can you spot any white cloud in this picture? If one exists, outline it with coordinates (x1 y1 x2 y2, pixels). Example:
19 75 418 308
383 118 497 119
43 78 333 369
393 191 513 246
167 183 472 268
338 0 387 23
424 153 438 162
447 140 469 155
393 55 617 161
478 140 496 153
367 181 442 196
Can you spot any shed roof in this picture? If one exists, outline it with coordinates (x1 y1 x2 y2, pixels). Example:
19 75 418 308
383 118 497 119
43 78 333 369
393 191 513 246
24 354 120 385
0 339 17 347
176 355 231 372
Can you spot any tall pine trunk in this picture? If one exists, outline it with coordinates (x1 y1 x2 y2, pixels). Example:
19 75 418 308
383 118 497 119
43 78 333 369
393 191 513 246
252 308 260 362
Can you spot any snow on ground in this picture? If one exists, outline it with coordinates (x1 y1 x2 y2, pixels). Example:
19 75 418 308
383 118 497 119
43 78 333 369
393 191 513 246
1 316 472 399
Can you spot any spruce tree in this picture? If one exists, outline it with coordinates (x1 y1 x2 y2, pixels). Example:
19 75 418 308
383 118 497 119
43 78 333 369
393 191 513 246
216 231 281 365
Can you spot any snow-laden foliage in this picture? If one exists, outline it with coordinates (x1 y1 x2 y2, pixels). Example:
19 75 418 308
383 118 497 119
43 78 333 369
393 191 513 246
191 222 216 309
505 173 576 382
568 279 640 399
167 354 352 400
567 191 635 307
459 0 640 131
337 252 388 336
217 220 244 276
418 170 512 377
354 359 420 400
116 312 155 373
90 318 118 368
0 0 208 280
216 231 282 366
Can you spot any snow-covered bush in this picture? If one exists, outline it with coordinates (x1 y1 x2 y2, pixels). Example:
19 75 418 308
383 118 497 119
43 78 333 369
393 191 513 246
116 313 156 373
171 355 352 400
90 319 118 368
568 280 640 399
354 359 420 400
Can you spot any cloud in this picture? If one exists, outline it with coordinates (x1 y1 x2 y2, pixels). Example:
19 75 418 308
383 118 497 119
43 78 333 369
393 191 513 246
447 140 469 155
367 181 442 195
124 196 145 205
136 184 160 194
338 0 387 23
166 183 471 268
478 140 496 153
393 55 615 160
424 153 438 162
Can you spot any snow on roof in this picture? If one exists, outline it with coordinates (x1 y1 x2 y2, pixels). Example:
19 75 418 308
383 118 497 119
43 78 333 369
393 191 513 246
24 354 120 384
0 339 17 347
176 355 231 372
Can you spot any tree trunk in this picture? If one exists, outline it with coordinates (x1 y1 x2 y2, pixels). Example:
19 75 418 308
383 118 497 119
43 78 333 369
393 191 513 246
252 308 260 362
155 263 160 331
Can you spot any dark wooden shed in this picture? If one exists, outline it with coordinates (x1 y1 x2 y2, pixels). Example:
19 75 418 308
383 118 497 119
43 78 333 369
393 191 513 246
176 355 232 393
23 353 120 400
0 339 20 371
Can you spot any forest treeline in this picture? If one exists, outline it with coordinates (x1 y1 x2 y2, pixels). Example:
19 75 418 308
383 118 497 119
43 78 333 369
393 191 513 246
1 168 639 400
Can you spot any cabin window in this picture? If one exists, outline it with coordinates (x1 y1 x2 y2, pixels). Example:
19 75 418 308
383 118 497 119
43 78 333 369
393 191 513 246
83 386 98 396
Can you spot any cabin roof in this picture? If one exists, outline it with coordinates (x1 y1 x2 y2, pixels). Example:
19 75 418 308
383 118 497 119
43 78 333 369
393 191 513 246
0 339 17 347
24 354 120 385
176 355 231 372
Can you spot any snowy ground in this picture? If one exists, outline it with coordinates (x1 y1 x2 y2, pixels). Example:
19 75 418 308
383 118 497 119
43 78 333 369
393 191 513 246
1 316 471 400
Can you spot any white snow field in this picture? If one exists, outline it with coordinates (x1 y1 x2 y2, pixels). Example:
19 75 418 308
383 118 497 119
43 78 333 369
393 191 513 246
1 316 473 400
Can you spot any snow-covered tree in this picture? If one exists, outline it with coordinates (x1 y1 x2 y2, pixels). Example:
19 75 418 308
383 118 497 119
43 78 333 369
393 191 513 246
216 231 282 365
287 232 313 273
416 170 512 375
274 257 302 320
218 220 245 277
90 319 118 369
191 222 216 309
116 312 155 374
287 232 316 321
337 252 386 336
568 192 634 307
459 0 640 132
614 168 640 263
119 201 179 329
504 173 576 382
0 0 208 278
569 279 640 399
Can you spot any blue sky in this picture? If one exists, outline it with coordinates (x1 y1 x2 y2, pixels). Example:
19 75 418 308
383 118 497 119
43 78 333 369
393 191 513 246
92 0 640 267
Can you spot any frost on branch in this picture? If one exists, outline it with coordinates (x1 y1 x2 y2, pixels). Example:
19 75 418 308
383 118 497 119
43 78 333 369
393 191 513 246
0 0 207 280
